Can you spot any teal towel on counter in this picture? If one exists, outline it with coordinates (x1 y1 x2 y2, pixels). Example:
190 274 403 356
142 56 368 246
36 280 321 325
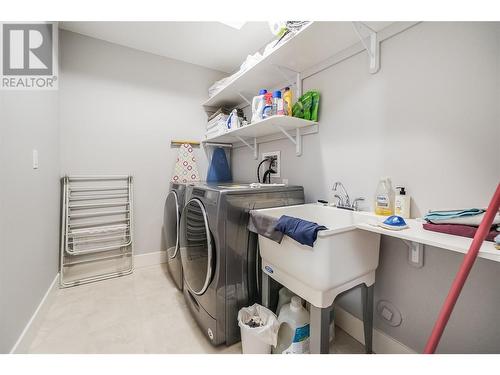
424 209 485 222
424 208 500 226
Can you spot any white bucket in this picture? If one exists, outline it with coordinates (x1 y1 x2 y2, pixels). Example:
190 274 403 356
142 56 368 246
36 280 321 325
238 304 279 354
240 326 272 354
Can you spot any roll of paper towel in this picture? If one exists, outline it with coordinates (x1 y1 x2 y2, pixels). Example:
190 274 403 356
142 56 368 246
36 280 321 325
268 21 286 36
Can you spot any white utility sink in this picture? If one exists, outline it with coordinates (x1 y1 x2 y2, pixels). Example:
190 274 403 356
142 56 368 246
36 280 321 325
256 204 381 308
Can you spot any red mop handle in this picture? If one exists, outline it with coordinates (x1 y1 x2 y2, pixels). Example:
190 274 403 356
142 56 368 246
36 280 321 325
424 182 500 354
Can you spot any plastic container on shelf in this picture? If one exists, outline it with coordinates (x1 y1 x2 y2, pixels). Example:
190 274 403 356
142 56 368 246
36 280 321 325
272 90 285 116
251 89 267 123
283 87 293 116
262 92 274 119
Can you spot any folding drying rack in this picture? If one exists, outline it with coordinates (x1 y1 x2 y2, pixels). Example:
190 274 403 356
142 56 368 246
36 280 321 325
59 175 134 287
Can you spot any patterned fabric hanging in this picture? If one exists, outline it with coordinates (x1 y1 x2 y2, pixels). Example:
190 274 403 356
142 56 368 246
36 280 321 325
171 143 200 183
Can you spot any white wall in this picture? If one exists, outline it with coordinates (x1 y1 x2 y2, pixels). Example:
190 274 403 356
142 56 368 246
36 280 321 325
58 30 224 254
234 22 499 213
1 22 498 354
0 29 222 352
0 91 60 353
232 22 500 352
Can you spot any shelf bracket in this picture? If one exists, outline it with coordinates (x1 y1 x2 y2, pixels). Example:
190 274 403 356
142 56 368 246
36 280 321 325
271 64 302 98
235 135 258 159
276 126 302 156
236 91 252 106
352 22 380 74
401 239 424 268
271 64 299 89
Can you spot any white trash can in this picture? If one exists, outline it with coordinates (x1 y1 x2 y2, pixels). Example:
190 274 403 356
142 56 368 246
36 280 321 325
238 304 280 354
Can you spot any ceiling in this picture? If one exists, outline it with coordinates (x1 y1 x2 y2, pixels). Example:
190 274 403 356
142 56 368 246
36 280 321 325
59 22 276 73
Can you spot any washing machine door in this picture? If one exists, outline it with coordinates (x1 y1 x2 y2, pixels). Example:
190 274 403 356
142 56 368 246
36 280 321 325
180 198 214 295
164 191 180 259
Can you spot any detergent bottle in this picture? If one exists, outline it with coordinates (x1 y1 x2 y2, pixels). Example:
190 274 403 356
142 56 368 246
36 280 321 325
375 177 394 216
272 90 285 116
274 296 310 354
283 87 293 116
251 89 267 123
262 92 274 119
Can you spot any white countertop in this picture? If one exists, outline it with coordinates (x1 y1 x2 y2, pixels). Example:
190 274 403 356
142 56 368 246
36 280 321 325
354 215 499 263
254 203 500 263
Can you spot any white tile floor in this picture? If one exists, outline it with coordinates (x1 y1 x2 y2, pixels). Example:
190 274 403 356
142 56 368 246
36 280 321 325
27 264 365 354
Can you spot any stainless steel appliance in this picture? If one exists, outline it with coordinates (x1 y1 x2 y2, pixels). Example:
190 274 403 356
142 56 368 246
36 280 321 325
163 182 188 290
180 183 304 345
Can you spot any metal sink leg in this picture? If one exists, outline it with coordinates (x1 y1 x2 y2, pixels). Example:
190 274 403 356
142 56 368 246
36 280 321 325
310 304 332 354
261 271 271 309
361 283 375 354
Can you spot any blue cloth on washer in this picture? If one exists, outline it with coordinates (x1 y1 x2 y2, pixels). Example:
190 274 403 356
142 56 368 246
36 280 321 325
275 215 327 247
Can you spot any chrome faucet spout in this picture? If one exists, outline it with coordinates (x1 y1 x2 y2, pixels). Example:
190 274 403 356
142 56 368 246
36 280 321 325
332 182 363 211
332 181 351 207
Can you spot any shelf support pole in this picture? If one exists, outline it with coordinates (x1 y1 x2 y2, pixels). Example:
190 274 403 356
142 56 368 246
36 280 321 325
296 128 302 156
352 22 380 74
234 135 258 159
296 72 302 99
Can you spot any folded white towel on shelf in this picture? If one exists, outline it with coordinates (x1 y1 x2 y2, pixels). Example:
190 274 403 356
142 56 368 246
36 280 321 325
206 114 228 130
205 123 228 139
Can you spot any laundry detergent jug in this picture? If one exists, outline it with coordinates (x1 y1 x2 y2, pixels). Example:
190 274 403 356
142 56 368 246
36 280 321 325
274 296 310 354
251 89 267 123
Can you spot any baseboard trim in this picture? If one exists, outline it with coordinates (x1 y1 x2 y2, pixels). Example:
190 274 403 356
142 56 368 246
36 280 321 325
10 251 167 353
134 250 167 268
335 306 416 354
10 273 60 354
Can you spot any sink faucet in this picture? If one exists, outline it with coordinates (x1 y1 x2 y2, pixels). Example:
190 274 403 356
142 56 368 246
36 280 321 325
332 181 364 211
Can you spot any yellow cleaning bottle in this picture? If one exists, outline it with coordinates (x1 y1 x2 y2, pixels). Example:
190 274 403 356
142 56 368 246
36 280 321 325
375 177 394 216
283 87 293 116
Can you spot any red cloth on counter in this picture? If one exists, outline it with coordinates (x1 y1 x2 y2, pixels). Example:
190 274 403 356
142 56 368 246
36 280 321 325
423 223 498 242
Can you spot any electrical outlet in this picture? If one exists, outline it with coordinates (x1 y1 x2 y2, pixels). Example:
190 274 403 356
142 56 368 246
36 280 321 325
262 151 281 178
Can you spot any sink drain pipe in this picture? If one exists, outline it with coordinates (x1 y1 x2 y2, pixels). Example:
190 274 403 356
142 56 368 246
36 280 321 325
424 182 500 353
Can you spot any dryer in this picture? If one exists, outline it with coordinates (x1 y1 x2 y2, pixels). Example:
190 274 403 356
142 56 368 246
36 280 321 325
179 183 304 345
163 182 188 290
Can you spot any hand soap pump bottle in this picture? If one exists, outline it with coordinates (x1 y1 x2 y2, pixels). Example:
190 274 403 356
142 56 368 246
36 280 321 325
394 186 411 219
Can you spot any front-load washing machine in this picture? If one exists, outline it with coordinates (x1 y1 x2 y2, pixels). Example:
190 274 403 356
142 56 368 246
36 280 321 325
163 182 188 290
179 183 304 345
